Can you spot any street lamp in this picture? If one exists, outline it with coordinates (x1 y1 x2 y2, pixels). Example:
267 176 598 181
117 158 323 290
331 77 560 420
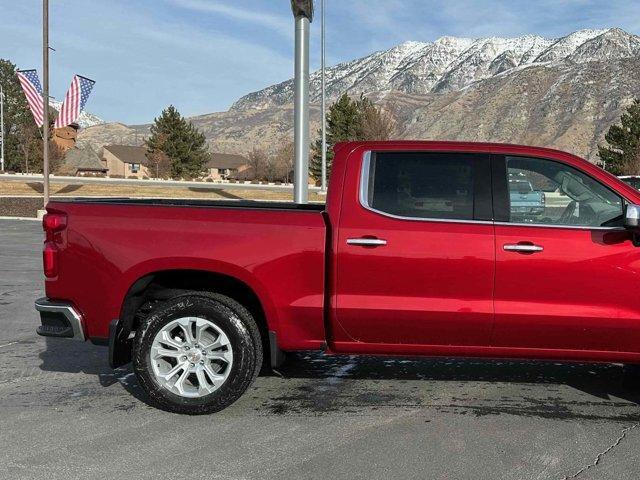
291 0 313 204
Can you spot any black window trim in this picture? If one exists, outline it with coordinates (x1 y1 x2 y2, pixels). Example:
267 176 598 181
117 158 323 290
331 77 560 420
359 150 494 225
491 153 627 231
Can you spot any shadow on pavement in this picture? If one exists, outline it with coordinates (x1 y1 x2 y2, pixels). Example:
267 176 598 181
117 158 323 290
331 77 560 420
38 341 640 419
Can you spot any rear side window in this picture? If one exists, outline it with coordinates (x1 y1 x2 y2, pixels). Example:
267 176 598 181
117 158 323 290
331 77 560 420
363 152 481 221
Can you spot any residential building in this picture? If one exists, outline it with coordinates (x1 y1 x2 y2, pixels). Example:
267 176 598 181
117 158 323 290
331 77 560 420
207 153 249 180
102 145 150 178
59 147 108 176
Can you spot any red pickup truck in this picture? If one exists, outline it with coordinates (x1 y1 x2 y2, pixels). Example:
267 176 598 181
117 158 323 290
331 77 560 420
36 141 640 414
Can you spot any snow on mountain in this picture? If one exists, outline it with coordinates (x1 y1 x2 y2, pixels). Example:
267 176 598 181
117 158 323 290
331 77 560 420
49 100 104 129
231 27 640 110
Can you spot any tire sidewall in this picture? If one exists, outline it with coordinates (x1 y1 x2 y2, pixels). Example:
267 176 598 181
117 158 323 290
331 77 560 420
133 294 256 414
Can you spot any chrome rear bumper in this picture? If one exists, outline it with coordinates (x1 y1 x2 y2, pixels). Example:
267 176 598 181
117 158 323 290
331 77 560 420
35 297 85 341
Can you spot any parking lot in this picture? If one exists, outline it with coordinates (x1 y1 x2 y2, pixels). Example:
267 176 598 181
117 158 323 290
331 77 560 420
1 218 640 479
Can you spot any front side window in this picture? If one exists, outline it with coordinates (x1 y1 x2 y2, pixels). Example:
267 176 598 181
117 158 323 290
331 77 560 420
364 152 477 221
506 156 623 227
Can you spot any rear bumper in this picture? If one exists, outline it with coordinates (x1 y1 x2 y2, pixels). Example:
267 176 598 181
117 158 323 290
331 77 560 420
35 297 85 341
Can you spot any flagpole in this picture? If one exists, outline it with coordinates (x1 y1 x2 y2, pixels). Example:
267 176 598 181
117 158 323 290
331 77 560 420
42 0 50 209
320 0 327 193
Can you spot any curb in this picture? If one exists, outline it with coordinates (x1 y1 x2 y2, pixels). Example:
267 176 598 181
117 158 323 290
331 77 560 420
0 216 40 222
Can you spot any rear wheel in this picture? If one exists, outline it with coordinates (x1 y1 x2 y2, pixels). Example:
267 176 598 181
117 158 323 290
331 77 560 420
133 292 262 414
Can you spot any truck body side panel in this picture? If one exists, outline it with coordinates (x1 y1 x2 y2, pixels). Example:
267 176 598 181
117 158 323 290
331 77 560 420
44 202 327 350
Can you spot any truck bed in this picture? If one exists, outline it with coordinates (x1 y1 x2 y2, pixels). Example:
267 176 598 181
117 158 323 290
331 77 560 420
45 198 328 349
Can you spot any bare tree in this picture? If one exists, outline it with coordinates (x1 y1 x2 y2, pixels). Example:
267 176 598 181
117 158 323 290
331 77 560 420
247 147 268 181
145 132 171 178
360 101 397 140
622 144 640 176
274 141 294 183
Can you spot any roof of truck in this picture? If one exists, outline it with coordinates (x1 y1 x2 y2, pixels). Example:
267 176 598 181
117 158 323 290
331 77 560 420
333 140 583 158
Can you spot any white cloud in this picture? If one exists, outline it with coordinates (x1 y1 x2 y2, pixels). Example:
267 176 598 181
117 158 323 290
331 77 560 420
165 0 291 37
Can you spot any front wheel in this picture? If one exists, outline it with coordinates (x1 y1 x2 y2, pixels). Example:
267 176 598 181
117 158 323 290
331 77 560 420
133 292 262 414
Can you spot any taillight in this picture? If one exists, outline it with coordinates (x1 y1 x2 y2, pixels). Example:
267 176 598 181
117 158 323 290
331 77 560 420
43 213 67 233
42 212 66 278
43 242 58 278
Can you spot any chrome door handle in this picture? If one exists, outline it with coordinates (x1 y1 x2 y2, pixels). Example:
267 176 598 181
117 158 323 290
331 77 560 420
503 244 543 253
347 238 387 247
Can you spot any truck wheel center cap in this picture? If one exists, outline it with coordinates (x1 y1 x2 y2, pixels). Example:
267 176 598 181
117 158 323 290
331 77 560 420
187 351 202 363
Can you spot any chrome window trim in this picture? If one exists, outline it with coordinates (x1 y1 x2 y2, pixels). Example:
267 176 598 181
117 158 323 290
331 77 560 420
494 221 624 231
359 150 625 231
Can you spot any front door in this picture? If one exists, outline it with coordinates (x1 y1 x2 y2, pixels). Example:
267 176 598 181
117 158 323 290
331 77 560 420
492 155 640 353
332 150 496 349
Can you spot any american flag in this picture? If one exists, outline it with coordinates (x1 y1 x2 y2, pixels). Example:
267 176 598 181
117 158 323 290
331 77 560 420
54 75 96 128
16 70 44 127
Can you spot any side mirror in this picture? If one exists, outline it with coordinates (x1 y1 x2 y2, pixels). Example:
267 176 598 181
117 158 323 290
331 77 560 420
625 204 640 229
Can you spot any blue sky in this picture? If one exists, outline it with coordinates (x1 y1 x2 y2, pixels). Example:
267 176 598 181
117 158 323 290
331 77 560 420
2 0 639 124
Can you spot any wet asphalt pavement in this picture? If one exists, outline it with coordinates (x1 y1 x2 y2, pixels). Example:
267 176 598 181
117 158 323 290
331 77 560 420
1 218 640 479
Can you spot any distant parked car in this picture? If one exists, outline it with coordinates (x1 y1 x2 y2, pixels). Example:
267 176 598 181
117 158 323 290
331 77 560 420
619 176 640 191
509 179 545 218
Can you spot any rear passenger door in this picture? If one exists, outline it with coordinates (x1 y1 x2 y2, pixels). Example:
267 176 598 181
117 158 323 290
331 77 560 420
332 150 496 349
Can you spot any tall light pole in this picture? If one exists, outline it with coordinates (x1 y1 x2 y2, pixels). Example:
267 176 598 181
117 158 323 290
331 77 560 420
42 0 50 208
291 0 313 204
320 0 327 193
0 84 5 172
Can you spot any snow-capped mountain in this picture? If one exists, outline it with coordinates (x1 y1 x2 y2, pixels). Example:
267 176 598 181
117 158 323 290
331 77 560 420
49 100 104 128
80 27 640 163
232 28 640 110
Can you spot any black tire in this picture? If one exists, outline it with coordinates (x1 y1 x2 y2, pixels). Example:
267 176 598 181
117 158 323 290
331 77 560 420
622 364 640 390
133 292 263 414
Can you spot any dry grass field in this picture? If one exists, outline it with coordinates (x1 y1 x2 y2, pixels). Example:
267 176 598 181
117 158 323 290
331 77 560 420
0 181 325 217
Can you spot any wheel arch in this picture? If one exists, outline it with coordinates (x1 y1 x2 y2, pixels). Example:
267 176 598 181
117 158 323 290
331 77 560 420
111 262 279 369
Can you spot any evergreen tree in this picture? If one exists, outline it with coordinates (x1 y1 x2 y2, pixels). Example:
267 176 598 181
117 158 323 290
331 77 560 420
146 105 209 179
598 99 640 175
0 59 45 172
310 94 362 181
310 93 395 182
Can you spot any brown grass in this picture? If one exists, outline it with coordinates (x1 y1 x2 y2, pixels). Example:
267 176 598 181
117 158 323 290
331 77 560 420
0 181 326 203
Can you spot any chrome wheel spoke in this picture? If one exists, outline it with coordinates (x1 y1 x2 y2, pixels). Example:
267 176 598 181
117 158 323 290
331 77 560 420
195 321 210 345
203 363 226 384
152 346 182 359
158 362 185 381
160 330 183 349
196 368 214 395
177 319 196 344
174 366 191 395
204 334 230 351
206 350 232 364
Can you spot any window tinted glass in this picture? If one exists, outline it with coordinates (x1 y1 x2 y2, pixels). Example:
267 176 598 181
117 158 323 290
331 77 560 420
506 156 623 227
366 152 476 220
